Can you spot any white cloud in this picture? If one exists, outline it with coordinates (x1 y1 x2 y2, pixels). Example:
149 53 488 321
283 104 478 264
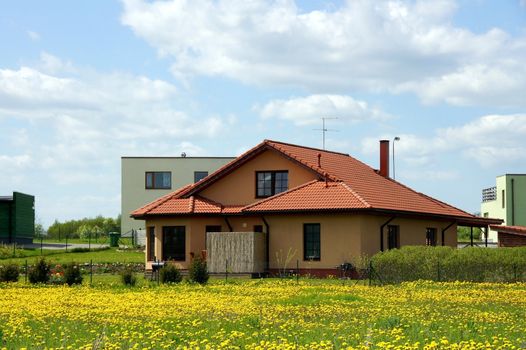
362 114 526 168
0 53 229 225
257 94 390 126
121 0 526 107
27 30 40 41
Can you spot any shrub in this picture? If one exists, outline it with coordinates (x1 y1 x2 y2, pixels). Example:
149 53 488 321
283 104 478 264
188 256 209 285
159 264 182 284
121 267 137 286
64 263 83 286
0 264 19 282
28 258 51 284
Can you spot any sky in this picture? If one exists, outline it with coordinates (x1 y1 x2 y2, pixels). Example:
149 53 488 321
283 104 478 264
1 0 525 228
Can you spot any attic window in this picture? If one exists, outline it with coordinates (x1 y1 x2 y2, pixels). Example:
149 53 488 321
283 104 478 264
256 171 288 198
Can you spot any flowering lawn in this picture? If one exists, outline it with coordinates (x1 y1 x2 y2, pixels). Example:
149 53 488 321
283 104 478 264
0 279 525 349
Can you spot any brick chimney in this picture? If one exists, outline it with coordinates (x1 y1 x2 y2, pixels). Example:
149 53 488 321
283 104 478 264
379 140 389 178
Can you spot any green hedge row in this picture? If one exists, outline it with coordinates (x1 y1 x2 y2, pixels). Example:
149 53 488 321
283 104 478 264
371 246 526 284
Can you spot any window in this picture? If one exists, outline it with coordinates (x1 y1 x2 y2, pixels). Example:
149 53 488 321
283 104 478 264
205 225 221 233
194 171 208 183
502 189 505 208
304 223 320 260
146 172 171 189
426 227 437 246
147 227 156 261
256 171 288 198
162 226 185 261
253 225 263 233
387 225 399 249
483 212 489 218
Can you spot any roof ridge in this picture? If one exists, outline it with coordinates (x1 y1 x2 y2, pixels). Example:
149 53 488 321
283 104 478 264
266 142 341 182
180 140 269 198
242 179 320 211
340 182 371 208
264 139 350 157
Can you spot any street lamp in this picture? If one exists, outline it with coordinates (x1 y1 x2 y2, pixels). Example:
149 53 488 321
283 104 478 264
393 136 400 180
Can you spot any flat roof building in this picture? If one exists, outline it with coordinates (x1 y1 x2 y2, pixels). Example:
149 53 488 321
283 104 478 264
0 192 35 244
121 156 234 235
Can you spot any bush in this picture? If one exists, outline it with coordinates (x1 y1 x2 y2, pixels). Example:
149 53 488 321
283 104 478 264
371 246 526 284
0 264 19 282
188 256 209 285
159 264 182 284
64 263 83 286
121 267 137 286
28 258 51 284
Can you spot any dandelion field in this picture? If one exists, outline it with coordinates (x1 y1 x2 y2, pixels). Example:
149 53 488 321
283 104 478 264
0 280 525 349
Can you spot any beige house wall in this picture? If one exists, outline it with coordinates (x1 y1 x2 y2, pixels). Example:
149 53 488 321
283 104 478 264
144 213 458 271
121 157 233 234
200 149 318 205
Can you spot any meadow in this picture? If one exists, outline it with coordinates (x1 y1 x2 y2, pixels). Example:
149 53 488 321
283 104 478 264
0 279 525 349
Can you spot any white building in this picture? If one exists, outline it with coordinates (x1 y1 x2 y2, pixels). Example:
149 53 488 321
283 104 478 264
481 174 526 242
121 156 234 235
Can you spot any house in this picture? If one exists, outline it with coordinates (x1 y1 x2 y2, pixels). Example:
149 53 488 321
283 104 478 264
0 192 35 244
489 225 526 247
481 174 526 242
121 156 234 235
131 140 501 276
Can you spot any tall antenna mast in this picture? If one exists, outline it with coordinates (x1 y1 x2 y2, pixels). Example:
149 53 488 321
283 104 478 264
314 117 339 149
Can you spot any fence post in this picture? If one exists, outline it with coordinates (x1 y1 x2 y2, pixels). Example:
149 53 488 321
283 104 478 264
65 234 68 252
40 235 43 255
296 260 299 284
368 261 372 286
90 259 93 285
88 231 91 251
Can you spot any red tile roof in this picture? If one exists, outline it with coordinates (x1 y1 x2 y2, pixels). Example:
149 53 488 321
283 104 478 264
244 180 370 212
131 139 500 224
490 225 526 237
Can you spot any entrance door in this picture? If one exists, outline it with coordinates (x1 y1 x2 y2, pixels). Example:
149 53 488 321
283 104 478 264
162 226 185 261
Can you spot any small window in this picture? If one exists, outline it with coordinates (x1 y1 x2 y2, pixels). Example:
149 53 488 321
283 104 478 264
205 225 222 233
502 189 505 208
194 171 208 183
426 228 437 246
146 172 171 189
387 225 399 249
256 171 288 198
483 212 489 218
147 226 155 261
253 225 263 233
304 223 320 260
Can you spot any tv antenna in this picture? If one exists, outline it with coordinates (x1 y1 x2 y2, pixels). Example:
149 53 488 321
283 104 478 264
313 117 339 149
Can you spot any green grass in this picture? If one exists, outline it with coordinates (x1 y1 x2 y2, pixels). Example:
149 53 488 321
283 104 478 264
0 247 144 265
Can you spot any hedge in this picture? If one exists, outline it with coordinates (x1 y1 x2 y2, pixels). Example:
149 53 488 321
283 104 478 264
371 246 526 284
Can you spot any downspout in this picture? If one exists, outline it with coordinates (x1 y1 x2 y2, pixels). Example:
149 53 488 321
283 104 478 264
380 216 396 252
511 178 515 225
262 216 270 272
441 222 455 246
224 217 233 232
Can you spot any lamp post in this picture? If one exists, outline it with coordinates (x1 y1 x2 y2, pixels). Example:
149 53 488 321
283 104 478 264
393 136 400 180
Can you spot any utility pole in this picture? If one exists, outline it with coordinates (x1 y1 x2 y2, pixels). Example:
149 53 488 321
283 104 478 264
314 117 338 149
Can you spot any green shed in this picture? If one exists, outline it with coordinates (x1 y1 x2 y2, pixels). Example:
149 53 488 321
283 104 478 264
0 192 35 244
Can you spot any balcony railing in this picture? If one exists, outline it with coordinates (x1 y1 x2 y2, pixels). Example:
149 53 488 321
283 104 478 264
482 186 496 202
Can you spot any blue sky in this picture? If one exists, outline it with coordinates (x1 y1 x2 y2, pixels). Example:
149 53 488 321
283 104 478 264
1 0 525 227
